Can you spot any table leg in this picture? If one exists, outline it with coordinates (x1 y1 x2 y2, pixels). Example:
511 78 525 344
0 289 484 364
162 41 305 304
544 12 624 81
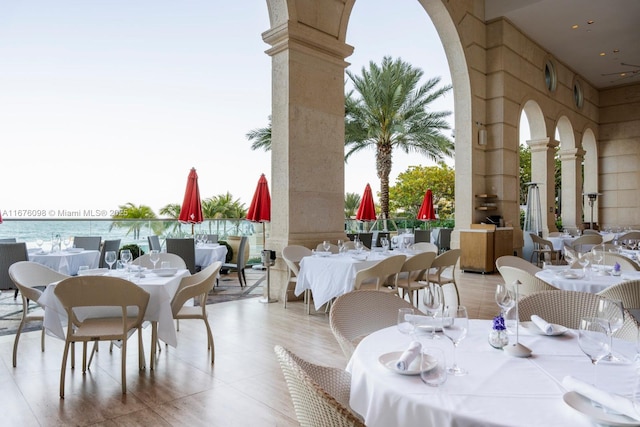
150 321 158 370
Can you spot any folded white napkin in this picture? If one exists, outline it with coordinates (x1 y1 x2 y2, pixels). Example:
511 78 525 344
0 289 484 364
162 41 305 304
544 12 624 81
395 341 422 371
562 376 640 421
531 315 554 335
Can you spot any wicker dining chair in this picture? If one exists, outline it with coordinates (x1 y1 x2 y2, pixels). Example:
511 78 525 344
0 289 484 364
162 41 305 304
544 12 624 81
353 254 406 293
9 261 69 367
497 266 558 298
396 250 437 306
282 245 313 309
274 345 364 427
329 290 420 358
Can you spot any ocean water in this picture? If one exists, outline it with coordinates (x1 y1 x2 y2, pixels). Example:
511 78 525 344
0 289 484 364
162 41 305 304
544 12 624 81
0 219 260 254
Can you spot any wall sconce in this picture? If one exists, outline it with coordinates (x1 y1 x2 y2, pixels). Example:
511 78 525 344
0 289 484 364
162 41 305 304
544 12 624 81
476 122 487 145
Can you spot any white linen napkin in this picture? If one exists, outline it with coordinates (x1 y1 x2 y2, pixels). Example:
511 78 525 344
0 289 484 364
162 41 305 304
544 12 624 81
395 341 422 371
531 314 554 335
562 376 640 421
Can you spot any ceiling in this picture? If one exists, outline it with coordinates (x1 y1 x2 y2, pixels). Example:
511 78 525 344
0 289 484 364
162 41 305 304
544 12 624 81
485 0 640 89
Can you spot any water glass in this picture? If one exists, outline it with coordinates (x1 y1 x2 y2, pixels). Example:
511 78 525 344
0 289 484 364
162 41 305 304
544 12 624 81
397 308 415 336
420 347 447 387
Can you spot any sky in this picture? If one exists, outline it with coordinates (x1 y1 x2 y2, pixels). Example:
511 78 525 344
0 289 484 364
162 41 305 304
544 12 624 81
0 0 454 219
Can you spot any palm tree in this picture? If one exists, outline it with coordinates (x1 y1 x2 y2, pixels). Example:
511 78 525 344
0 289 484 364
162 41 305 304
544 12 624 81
202 193 247 236
109 202 157 240
246 116 271 151
345 56 453 218
159 203 183 235
246 57 453 219
344 192 361 218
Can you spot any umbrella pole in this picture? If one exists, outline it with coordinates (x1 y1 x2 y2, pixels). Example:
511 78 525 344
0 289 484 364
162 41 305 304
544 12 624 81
259 222 277 303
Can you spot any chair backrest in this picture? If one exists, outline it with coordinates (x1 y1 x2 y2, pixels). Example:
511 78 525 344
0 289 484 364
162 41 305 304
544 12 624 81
9 261 69 302
436 228 452 252
495 255 541 276
595 251 640 271
430 248 461 270
519 289 639 341
353 255 406 291
274 345 364 427
598 280 640 309
618 231 640 243
330 290 421 358
582 229 601 235
412 242 438 253
570 234 603 252
413 229 431 243
171 262 221 316
147 235 162 251
0 238 17 243
316 242 339 254
547 231 563 237
498 266 559 297
72 236 102 251
400 250 436 277
166 238 197 274
530 233 553 251
225 236 249 269
133 252 187 269
54 276 149 327
98 239 121 268
357 233 373 249
282 245 313 278
0 242 28 290
342 241 356 250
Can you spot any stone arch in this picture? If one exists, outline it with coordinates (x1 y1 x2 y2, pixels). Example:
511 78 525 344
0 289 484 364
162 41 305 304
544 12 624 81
556 115 583 231
520 99 557 236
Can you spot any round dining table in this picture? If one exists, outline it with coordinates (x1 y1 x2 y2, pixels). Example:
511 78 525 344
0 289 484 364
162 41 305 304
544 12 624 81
346 321 637 427
535 268 640 293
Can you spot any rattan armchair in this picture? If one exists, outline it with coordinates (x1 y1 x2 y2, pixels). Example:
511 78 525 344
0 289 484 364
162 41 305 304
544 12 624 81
425 249 461 306
396 251 437 306
497 266 558 298
282 245 313 309
353 254 406 293
274 345 364 427
329 290 420 358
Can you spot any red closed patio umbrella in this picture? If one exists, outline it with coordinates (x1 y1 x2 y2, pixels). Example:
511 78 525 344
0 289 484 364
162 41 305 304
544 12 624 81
246 174 276 303
417 189 437 230
356 184 377 222
178 167 203 235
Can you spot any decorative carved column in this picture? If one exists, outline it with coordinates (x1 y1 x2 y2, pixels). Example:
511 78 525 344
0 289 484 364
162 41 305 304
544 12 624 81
558 147 585 231
528 137 559 235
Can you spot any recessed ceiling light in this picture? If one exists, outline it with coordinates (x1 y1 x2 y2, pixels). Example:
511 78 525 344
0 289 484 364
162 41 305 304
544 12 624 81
613 49 620 53
587 20 594 24
572 24 579 29
599 52 606 56
621 73 627 77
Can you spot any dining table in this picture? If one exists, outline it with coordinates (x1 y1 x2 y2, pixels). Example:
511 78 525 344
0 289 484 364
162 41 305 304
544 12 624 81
195 243 227 268
295 249 411 311
38 268 190 369
346 320 638 427
28 248 100 276
535 268 640 293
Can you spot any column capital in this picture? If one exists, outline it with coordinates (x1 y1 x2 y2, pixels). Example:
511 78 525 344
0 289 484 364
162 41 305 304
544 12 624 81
263 21 354 66
526 137 558 153
558 147 585 161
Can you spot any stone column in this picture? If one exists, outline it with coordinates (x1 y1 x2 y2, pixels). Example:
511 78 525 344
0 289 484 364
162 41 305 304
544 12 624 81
528 137 559 235
262 22 354 298
558 147 585 231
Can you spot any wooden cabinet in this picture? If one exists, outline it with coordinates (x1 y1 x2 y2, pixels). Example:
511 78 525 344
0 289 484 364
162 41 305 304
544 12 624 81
460 225 513 273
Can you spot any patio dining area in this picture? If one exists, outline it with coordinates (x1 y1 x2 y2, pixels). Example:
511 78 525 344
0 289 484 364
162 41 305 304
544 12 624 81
0 267 501 426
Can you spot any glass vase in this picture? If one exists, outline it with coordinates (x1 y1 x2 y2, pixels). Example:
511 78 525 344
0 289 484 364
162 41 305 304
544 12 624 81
488 329 509 349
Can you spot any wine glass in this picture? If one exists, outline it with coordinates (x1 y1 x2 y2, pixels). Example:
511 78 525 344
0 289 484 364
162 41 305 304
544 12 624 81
591 246 604 274
578 316 611 386
63 237 71 250
596 298 626 362
322 240 331 252
104 251 117 270
120 249 132 271
149 249 160 269
563 246 577 266
577 252 591 279
495 283 515 317
422 283 443 339
35 238 44 251
355 238 364 253
337 239 344 254
381 237 390 253
397 308 416 338
442 305 469 376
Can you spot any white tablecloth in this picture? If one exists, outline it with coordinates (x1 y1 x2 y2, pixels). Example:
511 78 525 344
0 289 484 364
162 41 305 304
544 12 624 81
29 249 100 275
38 269 190 348
195 243 227 268
295 251 410 310
347 321 637 427
536 269 640 293
547 235 577 251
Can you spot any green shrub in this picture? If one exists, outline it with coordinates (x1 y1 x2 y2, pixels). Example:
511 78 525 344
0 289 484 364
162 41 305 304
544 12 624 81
119 244 144 260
